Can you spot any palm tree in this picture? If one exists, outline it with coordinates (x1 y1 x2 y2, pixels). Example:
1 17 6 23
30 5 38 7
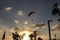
29 34 34 40
52 3 60 21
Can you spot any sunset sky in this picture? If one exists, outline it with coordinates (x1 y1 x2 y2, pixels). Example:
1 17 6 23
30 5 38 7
0 0 60 40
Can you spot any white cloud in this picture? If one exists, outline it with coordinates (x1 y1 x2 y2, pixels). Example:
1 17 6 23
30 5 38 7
18 10 23 16
4 7 12 12
14 20 19 24
24 21 29 25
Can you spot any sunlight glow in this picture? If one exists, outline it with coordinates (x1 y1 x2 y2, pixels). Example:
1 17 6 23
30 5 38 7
23 31 30 40
19 31 32 40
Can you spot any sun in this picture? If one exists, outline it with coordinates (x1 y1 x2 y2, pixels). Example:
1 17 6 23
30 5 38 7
22 31 30 40
19 30 32 40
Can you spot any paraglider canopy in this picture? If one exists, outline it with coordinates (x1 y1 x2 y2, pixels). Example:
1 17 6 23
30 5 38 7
28 11 36 22
28 12 36 16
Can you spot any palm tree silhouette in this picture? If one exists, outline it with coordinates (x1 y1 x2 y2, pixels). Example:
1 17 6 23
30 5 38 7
29 34 34 40
52 3 59 15
52 3 60 21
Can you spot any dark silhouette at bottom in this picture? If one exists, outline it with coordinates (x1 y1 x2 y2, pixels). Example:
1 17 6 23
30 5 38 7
12 32 20 40
29 34 34 40
2 32 5 40
38 37 43 40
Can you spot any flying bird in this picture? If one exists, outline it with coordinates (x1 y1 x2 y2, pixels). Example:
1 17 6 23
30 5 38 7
28 12 36 16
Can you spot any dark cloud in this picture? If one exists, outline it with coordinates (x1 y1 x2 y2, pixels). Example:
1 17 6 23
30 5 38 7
32 23 45 27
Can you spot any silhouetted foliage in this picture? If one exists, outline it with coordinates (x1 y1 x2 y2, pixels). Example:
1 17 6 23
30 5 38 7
29 34 34 40
52 3 60 17
52 3 59 16
38 37 43 40
2 32 5 40
12 32 20 40
58 19 60 21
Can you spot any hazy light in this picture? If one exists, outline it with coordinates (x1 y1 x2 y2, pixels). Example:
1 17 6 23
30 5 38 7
24 21 29 25
18 10 23 16
23 31 30 40
19 31 31 40
5 7 12 12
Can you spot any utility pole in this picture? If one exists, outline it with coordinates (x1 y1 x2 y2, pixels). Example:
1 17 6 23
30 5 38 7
48 20 53 40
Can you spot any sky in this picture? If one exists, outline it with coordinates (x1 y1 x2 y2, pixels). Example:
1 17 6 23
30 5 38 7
0 0 60 40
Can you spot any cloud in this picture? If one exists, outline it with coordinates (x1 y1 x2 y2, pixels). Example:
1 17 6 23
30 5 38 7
14 20 19 24
24 21 29 25
32 23 46 28
10 27 20 33
51 24 60 31
17 10 23 16
31 23 46 31
4 7 12 12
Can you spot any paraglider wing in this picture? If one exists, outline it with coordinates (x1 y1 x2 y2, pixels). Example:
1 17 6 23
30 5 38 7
28 12 36 16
